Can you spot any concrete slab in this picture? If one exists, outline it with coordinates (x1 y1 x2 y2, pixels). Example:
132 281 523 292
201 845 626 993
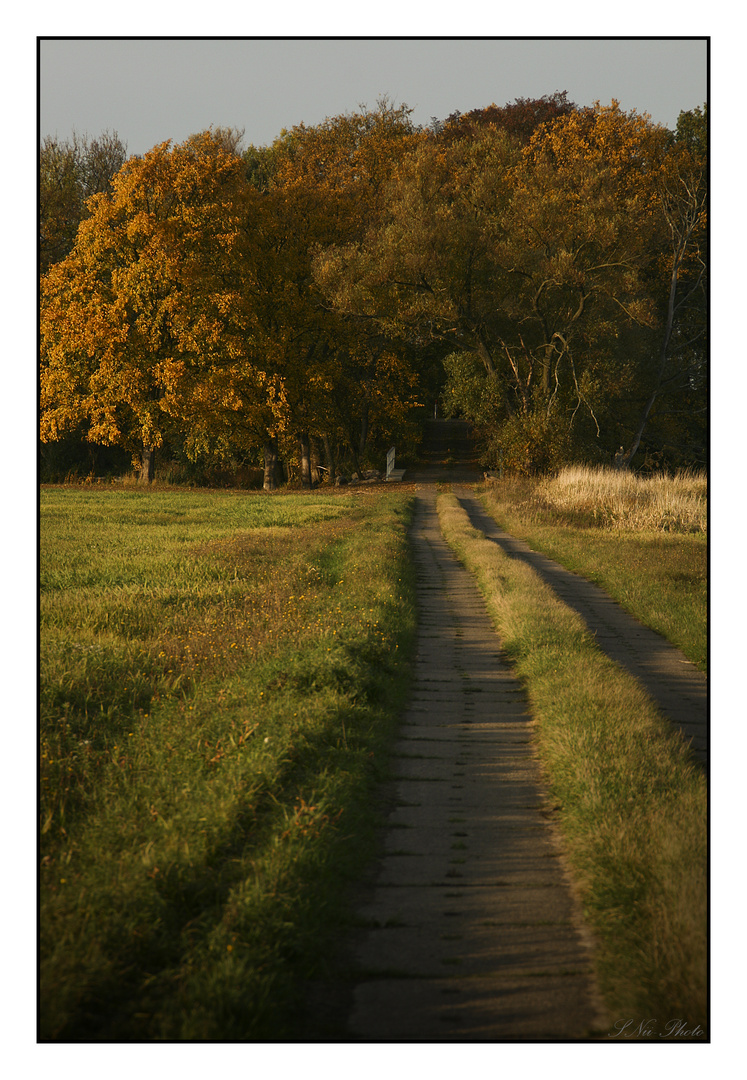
373 856 567 889
356 882 581 928
348 972 602 1040
353 922 594 979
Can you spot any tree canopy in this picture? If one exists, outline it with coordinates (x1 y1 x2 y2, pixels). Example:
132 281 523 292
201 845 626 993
40 131 253 476
315 100 707 473
40 97 708 482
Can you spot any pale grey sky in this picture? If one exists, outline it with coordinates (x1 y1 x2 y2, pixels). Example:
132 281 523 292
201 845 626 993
39 38 708 157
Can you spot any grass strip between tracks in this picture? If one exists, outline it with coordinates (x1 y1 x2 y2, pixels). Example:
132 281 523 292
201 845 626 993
437 492 707 1035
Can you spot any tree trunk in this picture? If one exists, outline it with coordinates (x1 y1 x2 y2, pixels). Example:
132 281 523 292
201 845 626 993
309 435 322 486
621 251 683 469
476 338 496 377
541 344 553 396
139 446 156 484
359 404 369 457
299 431 312 488
618 386 658 470
263 437 280 491
322 432 336 483
347 439 362 479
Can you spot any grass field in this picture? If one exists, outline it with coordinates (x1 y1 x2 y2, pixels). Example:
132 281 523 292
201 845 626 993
39 486 416 1040
39 468 708 1040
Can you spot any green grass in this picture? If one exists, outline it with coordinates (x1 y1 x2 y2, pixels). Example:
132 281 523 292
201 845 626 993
40 487 416 1040
437 493 707 1036
481 476 707 672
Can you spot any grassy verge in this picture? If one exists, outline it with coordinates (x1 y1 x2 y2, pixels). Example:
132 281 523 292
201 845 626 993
40 487 416 1040
481 475 707 672
437 492 707 1035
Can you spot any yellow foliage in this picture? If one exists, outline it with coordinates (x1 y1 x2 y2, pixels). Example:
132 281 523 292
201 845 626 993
40 132 253 456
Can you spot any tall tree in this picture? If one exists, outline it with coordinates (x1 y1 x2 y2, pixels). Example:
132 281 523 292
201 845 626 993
436 91 577 145
615 104 707 467
239 101 425 482
315 102 683 473
40 130 253 480
314 126 519 373
492 101 670 469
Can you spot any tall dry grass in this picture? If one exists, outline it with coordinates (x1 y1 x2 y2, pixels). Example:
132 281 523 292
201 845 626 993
534 466 707 533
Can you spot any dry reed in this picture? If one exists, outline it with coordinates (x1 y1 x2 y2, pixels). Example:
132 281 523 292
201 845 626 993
534 466 707 533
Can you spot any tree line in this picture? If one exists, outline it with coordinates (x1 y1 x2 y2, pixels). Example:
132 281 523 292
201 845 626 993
39 94 707 485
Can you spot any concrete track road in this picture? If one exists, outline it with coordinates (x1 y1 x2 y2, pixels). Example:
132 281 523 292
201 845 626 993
340 421 705 1040
346 489 606 1040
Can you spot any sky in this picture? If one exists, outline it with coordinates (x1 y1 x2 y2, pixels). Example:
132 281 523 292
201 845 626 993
39 37 708 157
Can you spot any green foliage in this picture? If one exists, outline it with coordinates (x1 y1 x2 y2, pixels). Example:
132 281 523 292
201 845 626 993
489 408 576 475
676 103 707 156
441 351 504 426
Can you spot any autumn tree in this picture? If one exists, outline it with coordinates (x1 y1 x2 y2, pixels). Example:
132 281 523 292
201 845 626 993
41 101 704 487
314 125 539 462
436 91 576 145
40 110 424 492
315 101 691 473
239 101 425 485
675 103 707 157
490 101 672 470
498 101 706 471
613 104 707 468
314 125 519 380
40 130 256 481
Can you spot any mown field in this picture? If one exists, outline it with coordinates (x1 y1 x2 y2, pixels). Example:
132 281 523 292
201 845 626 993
39 486 416 1040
